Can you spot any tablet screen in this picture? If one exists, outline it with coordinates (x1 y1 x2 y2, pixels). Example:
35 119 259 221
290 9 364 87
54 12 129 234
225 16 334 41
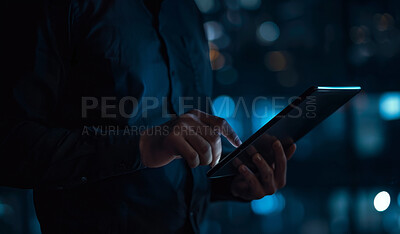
207 86 361 178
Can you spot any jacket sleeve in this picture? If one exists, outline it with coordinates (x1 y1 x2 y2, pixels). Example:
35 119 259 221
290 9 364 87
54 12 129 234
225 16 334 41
0 1 144 190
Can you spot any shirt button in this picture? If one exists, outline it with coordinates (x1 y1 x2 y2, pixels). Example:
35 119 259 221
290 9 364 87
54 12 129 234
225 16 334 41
171 70 176 76
189 211 194 217
81 176 88 184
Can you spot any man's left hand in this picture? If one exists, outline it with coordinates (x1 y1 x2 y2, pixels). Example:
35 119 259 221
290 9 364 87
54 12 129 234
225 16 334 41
230 140 296 200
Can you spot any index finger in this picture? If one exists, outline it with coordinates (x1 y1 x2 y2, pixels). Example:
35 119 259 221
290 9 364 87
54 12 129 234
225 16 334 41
189 109 242 147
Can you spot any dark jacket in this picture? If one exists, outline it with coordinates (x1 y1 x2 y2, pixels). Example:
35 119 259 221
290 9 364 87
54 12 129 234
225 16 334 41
0 0 236 233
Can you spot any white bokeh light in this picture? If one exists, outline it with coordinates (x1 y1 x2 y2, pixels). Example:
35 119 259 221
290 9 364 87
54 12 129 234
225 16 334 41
374 191 391 212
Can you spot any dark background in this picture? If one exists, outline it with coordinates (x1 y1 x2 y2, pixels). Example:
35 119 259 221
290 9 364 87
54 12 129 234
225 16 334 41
2 0 400 233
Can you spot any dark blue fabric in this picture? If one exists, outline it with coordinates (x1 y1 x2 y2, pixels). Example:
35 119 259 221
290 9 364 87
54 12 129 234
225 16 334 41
0 0 222 233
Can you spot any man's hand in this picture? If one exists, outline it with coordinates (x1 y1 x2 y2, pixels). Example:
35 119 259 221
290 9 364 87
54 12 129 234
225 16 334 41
230 140 296 200
139 109 241 168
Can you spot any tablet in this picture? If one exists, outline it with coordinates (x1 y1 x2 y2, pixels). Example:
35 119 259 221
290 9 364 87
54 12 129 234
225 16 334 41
207 86 362 178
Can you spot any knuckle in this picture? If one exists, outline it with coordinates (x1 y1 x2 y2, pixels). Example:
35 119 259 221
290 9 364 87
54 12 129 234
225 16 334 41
265 187 276 196
186 113 196 120
216 117 227 127
249 177 258 186
243 173 252 182
187 156 199 168
177 115 190 124
199 144 211 155
165 134 178 143
189 109 200 114
265 169 274 178
176 123 192 136
186 152 199 161
261 176 270 184
200 155 212 165
180 113 195 123
179 121 189 129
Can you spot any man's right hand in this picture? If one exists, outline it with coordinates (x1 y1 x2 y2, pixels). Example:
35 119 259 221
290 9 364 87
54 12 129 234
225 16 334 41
139 109 241 168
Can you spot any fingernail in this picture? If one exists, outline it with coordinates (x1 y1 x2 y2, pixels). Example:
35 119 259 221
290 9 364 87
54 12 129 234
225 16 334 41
273 140 280 149
239 165 247 174
253 154 262 162
235 136 242 146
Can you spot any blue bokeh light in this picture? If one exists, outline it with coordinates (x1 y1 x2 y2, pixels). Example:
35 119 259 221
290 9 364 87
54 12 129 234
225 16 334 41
212 95 236 119
379 92 400 120
251 193 286 215
204 21 223 41
252 98 284 133
257 21 280 43
194 0 216 13
225 118 243 139
239 0 262 10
